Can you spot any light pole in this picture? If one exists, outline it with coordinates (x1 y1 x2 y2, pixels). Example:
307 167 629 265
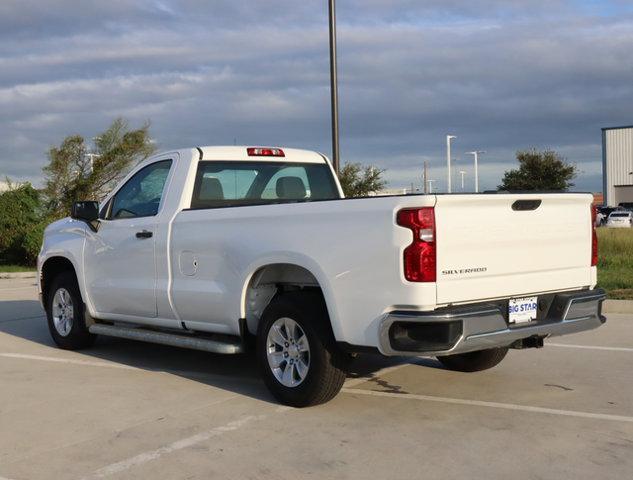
423 160 428 194
459 170 466 190
85 153 100 174
466 150 485 193
328 0 340 174
446 135 456 193
427 179 435 193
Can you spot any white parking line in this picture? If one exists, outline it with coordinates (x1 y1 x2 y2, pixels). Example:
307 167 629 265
344 357 438 388
548 343 633 353
343 388 633 423
81 415 264 479
344 361 413 388
0 352 267 385
0 353 139 370
0 314 45 324
0 285 37 291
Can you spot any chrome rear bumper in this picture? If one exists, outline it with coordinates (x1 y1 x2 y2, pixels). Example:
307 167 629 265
378 289 606 357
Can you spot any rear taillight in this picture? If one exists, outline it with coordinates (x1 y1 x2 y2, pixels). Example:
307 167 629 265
397 207 436 282
591 205 598 266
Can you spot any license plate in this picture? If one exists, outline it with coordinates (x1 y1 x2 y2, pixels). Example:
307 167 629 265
509 296 538 324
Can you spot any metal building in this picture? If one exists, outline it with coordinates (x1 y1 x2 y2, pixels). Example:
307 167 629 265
602 125 633 206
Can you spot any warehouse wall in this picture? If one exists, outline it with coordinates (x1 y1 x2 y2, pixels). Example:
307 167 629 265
603 126 633 206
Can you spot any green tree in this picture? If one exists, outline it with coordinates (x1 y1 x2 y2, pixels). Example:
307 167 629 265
338 162 387 197
0 181 46 265
498 149 578 191
42 118 156 217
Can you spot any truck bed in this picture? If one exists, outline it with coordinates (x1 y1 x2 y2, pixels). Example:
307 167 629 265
169 192 596 347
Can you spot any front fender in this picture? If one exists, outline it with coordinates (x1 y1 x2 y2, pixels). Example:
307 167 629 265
38 219 91 312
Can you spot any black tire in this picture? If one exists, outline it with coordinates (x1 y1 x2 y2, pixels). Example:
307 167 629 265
46 271 96 350
437 347 508 372
256 291 347 407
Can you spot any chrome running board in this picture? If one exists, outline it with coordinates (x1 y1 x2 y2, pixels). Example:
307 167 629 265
89 324 243 354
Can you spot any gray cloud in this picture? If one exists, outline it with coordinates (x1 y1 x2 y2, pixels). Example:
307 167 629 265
0 0 632 192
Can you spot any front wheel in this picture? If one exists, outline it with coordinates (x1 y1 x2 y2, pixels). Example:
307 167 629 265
256 292 347 407
437 347 508 372
46 271 96 350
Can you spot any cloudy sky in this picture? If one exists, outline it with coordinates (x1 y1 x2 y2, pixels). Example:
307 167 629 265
1 0 632 192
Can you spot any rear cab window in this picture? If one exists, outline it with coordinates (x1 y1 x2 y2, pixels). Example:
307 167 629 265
190 161 339 209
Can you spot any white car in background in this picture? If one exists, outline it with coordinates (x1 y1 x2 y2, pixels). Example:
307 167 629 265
595 211 605 227
606 211 633 228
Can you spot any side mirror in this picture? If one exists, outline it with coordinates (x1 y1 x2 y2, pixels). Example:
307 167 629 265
71 201 100 230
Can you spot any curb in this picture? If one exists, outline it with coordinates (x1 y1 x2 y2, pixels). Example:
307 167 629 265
603 300 633 315
0 271 37 279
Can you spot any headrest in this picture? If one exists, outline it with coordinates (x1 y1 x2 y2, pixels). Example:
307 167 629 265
199 177 224 200
276 176 306 199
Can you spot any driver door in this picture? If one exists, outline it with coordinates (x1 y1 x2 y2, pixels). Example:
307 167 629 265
84 160 172 318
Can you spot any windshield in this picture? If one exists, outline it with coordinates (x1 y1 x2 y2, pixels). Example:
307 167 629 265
610 213 630 218
191 161 339 209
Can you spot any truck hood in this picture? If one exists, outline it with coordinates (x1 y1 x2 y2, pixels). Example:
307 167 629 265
45 217 74 234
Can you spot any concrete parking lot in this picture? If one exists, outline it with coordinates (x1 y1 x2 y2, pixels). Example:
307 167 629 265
1 277 632 480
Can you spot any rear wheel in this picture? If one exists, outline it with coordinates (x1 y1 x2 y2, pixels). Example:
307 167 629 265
437 347 508 372
46 271 96 350
256 292 346 407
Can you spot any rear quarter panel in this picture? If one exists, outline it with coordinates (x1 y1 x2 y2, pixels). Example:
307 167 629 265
169 195 436 346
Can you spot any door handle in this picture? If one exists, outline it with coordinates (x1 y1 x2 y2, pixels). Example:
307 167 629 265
511 199 542 211
135 230 153 239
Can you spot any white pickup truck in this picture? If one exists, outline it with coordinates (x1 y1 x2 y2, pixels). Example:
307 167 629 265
38 146 606 406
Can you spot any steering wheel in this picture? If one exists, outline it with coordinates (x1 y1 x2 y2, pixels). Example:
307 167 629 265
114 208 137 218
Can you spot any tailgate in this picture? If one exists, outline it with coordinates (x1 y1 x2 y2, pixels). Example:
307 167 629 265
434 193 594 304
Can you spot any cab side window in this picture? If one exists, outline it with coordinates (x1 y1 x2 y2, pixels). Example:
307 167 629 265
108 160 172 219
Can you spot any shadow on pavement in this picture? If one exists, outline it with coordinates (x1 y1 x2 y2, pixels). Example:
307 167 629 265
0 298 442 405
